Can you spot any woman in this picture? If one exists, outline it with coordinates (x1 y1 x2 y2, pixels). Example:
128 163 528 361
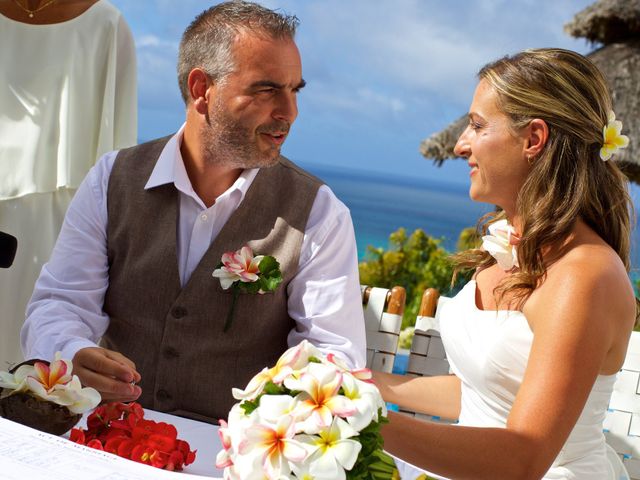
0 0 137 367
375 48 636 479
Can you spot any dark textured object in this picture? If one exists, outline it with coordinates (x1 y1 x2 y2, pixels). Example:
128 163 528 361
0 359 81 436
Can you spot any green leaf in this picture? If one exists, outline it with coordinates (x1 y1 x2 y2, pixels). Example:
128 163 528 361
263 381 287 395
239 281 261 294
258 256 280 275
239 399 259 415
259 275 282 292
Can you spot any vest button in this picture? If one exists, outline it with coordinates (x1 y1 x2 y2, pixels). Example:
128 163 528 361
163 346 179 359
171 306 187 318
156 389 171 401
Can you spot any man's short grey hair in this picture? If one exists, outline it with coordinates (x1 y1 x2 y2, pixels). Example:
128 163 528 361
177 1 299 105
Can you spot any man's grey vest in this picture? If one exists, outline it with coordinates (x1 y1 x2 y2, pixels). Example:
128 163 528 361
102 136 322 424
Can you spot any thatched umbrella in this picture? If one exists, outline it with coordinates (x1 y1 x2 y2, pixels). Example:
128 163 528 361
420 0 640 183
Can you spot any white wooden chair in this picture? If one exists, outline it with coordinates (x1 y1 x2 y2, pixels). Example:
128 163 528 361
361 285 405 374
604 331 640 479
398 288 456 423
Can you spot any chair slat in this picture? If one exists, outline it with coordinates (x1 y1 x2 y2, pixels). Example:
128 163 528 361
362 285 406 374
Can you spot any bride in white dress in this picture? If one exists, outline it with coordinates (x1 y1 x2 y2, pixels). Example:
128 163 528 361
374 48 637 480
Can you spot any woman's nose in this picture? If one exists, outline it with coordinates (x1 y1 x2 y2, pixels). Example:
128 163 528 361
454 126 471 158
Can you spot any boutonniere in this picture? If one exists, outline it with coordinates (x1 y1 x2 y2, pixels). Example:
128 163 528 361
481 219 521 271
212 245 283 332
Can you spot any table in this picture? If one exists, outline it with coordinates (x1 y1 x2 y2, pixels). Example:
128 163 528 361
76 408 225 478
1 409 427 479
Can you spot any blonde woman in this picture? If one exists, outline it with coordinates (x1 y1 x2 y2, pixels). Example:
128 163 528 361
375 48 636 479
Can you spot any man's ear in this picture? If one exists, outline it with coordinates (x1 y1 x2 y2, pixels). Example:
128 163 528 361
187 68 210 114
524 118 549 159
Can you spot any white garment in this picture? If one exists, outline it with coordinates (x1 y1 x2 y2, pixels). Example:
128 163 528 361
437 280 628 480
0 0 137 198
0 0 137 368
21 126 367 369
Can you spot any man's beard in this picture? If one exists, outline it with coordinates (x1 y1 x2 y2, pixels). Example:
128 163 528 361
200 100 290 169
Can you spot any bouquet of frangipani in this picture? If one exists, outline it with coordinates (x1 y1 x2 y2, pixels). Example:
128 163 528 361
216 340 398 480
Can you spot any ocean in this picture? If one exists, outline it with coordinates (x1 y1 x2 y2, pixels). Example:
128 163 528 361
302 163 640 283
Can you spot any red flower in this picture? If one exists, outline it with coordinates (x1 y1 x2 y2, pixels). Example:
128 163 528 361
68 401 196 471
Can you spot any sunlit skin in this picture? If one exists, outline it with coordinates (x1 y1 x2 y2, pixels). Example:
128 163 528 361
453 80 531 217
182 30 305 207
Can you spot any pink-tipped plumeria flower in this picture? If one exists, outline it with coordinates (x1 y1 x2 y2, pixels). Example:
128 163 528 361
284 363 356 434
28 353 73 391
238 415 307 480
232 340 323 401
213 246 264 290
295 417 362 480
326 353 373 383
1 353 100 413
481 219 521 270
216 420 234 469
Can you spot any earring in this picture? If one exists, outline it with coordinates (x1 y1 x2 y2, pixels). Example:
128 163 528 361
526 155 533 166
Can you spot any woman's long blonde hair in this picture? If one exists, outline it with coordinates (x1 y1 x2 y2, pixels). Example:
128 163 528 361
454 48 634 307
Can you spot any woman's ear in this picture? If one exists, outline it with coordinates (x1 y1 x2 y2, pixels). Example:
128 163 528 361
187 68 210 114
525 118 549 159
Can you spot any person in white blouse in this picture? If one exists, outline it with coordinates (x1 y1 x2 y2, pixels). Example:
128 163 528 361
0 0 137 368
21 1 366 420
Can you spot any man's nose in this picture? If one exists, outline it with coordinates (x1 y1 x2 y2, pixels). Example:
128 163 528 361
273 91 298 124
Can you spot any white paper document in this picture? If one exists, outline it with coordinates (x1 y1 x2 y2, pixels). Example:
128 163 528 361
0 417 217 480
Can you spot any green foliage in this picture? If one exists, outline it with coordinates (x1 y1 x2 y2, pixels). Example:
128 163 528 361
456 226 481 252
359 228 469 329
347 411 398 480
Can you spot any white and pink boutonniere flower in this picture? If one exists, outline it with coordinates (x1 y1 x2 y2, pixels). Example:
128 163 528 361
212 245 283 332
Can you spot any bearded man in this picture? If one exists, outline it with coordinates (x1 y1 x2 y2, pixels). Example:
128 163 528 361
21 1 365 423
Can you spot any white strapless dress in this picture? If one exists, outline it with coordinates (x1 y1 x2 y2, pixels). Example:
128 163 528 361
417 280 628 480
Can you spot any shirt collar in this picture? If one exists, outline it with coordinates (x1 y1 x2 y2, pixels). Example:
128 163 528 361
144 123 259 207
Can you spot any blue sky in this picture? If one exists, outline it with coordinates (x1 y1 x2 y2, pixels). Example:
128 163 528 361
109 0 598 185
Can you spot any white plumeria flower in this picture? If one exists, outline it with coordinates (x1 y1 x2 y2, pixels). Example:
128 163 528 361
481 219 520 270
600 110 630 161
0 364 34 397
295 418 362 480
213 245 265 289
257 395 301 425
238 415 307 480
340 373 386 431
0 354 100 414
233 341 323 401
284 363 356 434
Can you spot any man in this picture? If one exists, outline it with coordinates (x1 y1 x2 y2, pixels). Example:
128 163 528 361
21 1 365 424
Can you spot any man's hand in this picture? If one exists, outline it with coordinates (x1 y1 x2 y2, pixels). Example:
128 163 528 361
73 347 142 403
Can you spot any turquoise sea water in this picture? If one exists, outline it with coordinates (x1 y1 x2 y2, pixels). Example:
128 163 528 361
302 163 640 285
302 163 491 257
